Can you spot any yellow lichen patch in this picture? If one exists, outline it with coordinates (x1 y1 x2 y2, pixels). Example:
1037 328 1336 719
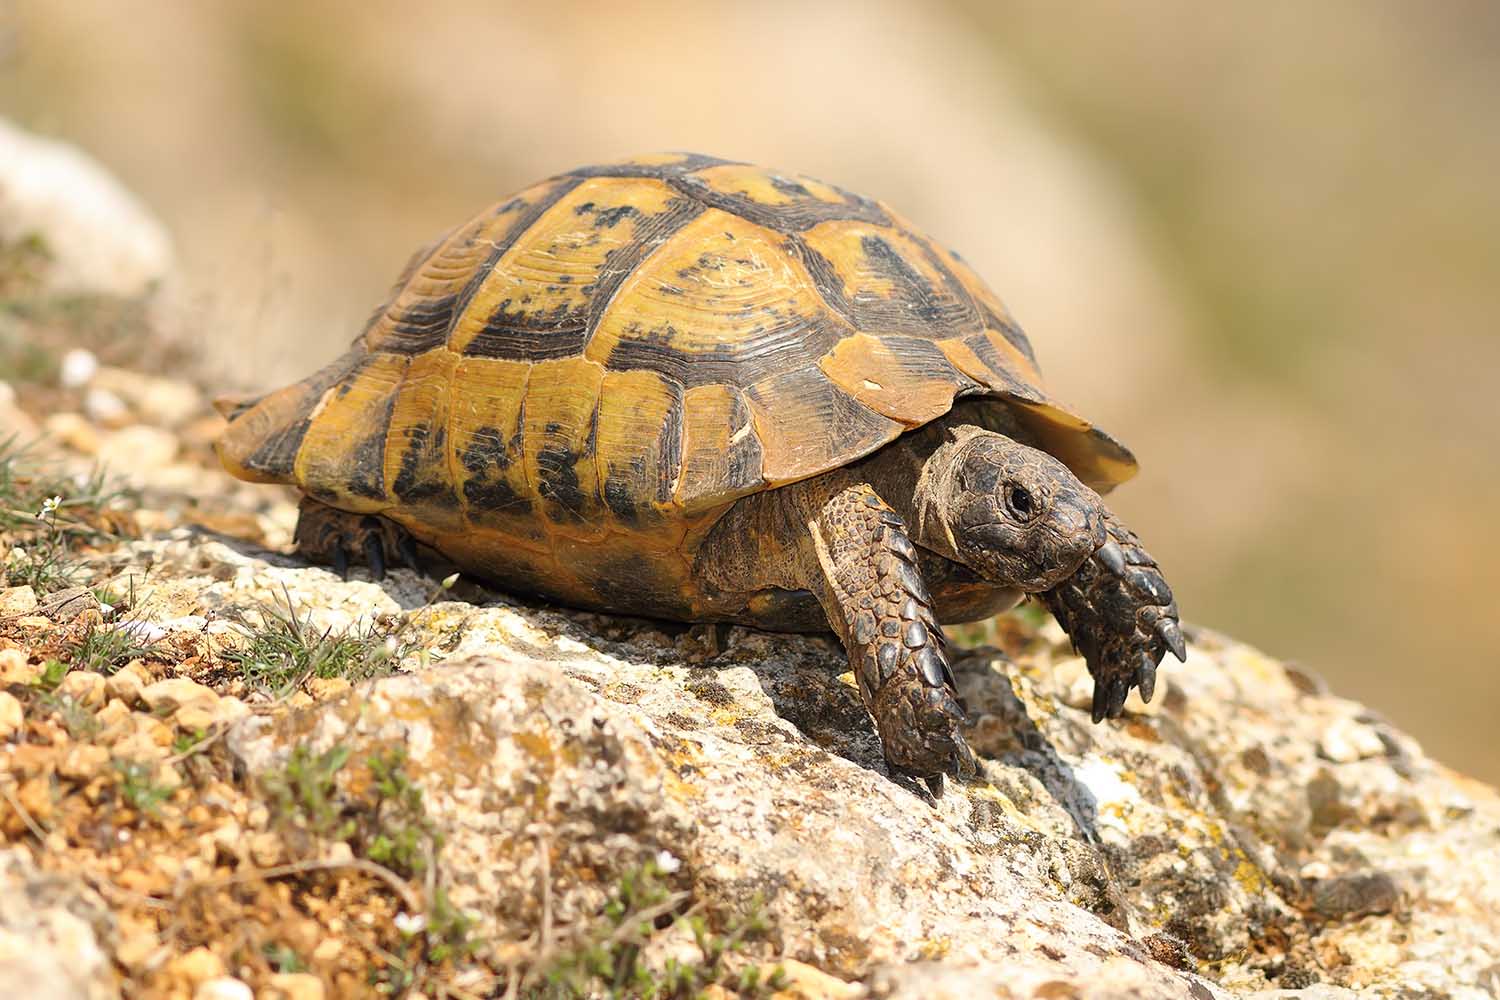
675 382 765 512
447 177 680 355
817 332 965 425
691 162 852 209
520 356 605 536
380 348 463 531
594 369 683 523
586 209 829 370
293 352 408 511
446 355 536 535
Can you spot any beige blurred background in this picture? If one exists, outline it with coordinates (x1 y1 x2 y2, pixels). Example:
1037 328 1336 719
3 1 1496 778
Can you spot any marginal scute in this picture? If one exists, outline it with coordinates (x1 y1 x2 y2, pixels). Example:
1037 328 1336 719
293 351 408 511
595 369 683 524
447 357 535 534
934 336 1037 397
676 383 764 511
521 356 606 536
382 348 463 527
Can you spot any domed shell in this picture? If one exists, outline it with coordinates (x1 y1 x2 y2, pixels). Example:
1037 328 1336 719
218 153 1136 559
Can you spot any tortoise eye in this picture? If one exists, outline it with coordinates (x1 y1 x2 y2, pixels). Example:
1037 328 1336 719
1005 485 1037 521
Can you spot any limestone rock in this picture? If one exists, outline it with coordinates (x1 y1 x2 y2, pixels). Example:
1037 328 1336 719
0 586 37 618
77 535 1500 995
0 849 115 1000
0 118 173 297
0 692 21 740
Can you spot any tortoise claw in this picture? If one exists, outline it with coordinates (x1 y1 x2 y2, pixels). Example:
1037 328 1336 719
1135 650 1157 703
363 531 386 581
331 544 350 581
397 533 422 571
1156 618 1186 662
1096 539 1127 576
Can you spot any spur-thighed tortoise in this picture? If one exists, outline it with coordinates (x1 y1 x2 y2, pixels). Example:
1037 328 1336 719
217 152 1183 793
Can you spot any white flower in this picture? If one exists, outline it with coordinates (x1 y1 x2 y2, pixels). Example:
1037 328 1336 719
654 850 682 874
37 495 62 518
394 912 427 935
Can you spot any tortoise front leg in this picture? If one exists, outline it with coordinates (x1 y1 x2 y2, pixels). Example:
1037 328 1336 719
807 483 977 796
1040 510 1185 721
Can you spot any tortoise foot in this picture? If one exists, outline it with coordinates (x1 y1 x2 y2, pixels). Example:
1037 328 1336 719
1041 511 1185 722
292 497 421 581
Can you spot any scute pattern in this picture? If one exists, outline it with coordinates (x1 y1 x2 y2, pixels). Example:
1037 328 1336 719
218 153 1139 612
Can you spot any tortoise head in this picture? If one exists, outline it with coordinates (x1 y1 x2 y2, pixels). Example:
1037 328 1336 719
940 431 1107 591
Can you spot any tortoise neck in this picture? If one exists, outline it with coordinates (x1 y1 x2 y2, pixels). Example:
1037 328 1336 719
855 422 994 564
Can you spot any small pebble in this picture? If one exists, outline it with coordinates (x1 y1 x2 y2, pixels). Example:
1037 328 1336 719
0 584 38 617
83 386 130 426
0 691 23 740
58 347 99 388
0 648 41 686
195 978 254 1000
1319 716 1386 763
164 945 225 987
57 669 106 708
266 973 325 1000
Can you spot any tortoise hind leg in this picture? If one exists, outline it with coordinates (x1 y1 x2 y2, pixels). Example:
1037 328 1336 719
805 483 977 796
292 496 421 581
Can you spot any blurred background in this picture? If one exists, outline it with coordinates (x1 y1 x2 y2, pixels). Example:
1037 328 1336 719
2 1 1496 779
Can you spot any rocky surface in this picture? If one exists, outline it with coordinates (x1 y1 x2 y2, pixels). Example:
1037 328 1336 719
1 129 1497 999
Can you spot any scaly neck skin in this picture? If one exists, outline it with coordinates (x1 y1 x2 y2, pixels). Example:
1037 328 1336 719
854 422 991 565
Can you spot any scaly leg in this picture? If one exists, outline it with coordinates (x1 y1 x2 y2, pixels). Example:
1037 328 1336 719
292 496 421 581
808 483 976 795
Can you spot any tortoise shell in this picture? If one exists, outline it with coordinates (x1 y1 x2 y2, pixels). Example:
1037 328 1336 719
217 153 1136 615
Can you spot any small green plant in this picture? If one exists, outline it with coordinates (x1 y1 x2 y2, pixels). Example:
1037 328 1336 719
0 439 131 595
261 743 357 842
523 859 785 1000
261 942 307 975
423 887 479 965
68 620 168 674
115 759 172 816
224 591 407 696
364 747 440 878
172 728 210 757
30 657 69 691
35 688 103 740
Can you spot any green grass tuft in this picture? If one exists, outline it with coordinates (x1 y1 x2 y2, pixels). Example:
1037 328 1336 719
223 591 408 697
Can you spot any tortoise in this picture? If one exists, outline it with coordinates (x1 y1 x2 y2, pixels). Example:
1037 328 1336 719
217 152 1183 794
